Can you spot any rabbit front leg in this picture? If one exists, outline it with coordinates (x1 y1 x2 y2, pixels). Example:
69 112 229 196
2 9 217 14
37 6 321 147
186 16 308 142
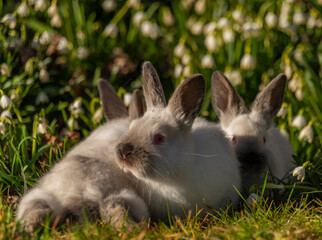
99 189 149 228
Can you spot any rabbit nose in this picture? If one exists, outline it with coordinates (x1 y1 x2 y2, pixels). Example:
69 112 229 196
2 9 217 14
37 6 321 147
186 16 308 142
118 143 134 160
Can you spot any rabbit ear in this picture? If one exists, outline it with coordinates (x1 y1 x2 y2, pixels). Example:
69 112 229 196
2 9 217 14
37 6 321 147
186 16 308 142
211 71 246 120
98 79 129 120
142 61 166 109
128 89 145 120
251 73 286 125
168 74 205 127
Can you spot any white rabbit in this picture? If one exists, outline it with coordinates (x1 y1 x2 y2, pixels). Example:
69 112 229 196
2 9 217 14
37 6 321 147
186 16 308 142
114 62 241 221
16 79 148 232
211 71 295 194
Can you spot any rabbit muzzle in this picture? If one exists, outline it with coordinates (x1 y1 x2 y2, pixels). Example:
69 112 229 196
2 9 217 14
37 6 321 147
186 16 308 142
117 143 134 161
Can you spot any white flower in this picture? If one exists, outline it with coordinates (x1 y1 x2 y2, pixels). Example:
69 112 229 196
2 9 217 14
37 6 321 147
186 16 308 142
295 89 304 101
240 54 255 70
1 63 10 76
293 11 306 25
186 17 196 30
17 3 30 17
35 0 46 12
204 35 218 52
174 64 183 78
163 10 174 26
280 2 292 16
103 23 119 38
217 17 229 29
242 22 261 38
47 4 58 17
123 93 132 107
203 22 216 35
133 11 145 26
1 14 16 29
69 99 83 117
37 118 48 134
182 65 191 78
127 0 140 8
39 68 49 83
292 166 305 182
277 106 287 118
0 122 5 134
67 118 79 130
181 0 195 10
194 0 206 15
293 49 303 62
140 21 159 39
93 108 103 123
226 70 242 86
284 65 292 79
291 115 307 128
102 0 116 12
36 91 49 105
191 21 203 35
298 125 313 143
77 47 89 60
222 28 235 43
51 14 62 28
182 53 191 65
174 44 186 58
306 16 316 29
246 193 260 205
232 10 244 23
0 95 12 109
77 30 85 40
265 12 278 28
279 16 291 30
279 129 289 140
201 55 214 69
57 37 69 54
288 76 300 92
39 31 52 45
1 110 12 121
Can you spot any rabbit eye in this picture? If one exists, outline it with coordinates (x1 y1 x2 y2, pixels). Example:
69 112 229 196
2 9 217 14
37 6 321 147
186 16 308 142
263 137 266 144
153 133 165 145
232 136 237 144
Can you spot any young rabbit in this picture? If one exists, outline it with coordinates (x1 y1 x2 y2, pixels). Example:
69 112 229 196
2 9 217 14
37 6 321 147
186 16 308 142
211 71 294 194
16 79 148 232
115 62 241 221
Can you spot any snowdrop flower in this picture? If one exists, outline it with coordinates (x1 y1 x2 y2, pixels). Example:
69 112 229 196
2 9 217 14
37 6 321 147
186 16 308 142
284 65 292 79
240 54 255 70
205 35 218 52
141 21 159 39
0 95 12 109
93 108 103 123
1 63 10 76
36 91 49 105
222 28 235 43
288 76 300 92
201 55 214 68
0 122 5 134
103 23 119 38
279 16 291 30
246 193 260 205
295 89 304 101
182 65 191 78
47 4 57 17
243 22 261 38
133 11 145 26
291 114 307 128
232 10 244 23
1 14 16 29
35 0 46 12
123 93 132 107
1 110 12 121
127 0 140 8
265 12 278 28
306 16 316 29
69 99 83 117
277 105 287 118
194 0 206 15
77 47 89 60
39 68 49 83
57 37 69 54
163 10 174 26
293 49 303 62
292 166 305 182
102 0 116 12
298 125 313 143
67 118 79 130
17 3 30 17
37 118 48 134
51 14 62 28
174 64 183 78
191 21 203 35
225 70 242 86
203 22 216 35
174 43 186 58
181 53 191 65
39 31 52 45
217 17 229 29
293 11 306 25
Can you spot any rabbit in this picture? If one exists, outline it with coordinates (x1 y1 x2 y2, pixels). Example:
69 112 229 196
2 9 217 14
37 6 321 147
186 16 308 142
114 62 241 221
16 79 148 233
211 71 295 194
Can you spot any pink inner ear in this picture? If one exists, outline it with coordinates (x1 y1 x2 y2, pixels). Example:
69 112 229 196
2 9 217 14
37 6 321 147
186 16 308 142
232 136 237 144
